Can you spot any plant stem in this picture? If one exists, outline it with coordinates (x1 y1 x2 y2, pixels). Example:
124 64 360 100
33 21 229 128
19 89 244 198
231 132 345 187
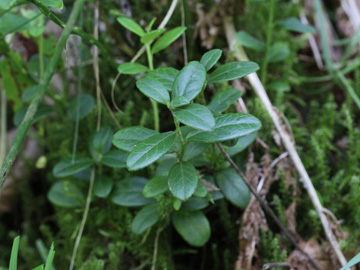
0 0 86 192
38 15 44 79
260 0 275 84
0 88 6 167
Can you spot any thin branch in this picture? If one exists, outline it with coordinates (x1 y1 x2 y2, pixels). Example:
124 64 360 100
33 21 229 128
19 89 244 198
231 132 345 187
0 88 7 167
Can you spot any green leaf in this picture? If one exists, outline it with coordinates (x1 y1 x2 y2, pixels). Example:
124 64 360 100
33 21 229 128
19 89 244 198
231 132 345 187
111 177 155 207
13 104 53 126
208 61 259 84
136 77 170 105
187 113 261 143
32 265 44 270
89 126 113 161
131 203 160 234
340 252 360 270
101 149 127 168
215 169 250 208
267 42 290 63
44 243 55 270
171 61 206 107
168 162 198 200
0 0 16 9
183 142 209 161
143 176 169 198
140 28 165 44
117 17 144 36
21 86 37 102
172 210 210 247
40 0 63 9
182 197 209 211
173 104 215 131
193 181 207 197
227 132 258 156
152 26 186 54
9 236 20 270
155 156 177 176
53 158 94 178
117 62 149 74
208 88 243 114
112 126 158 152
173 199 182 210
127 132 177 171
236 31 265 51
47 181 84 207
67 93 95 122
0 12 31 36
277 17 316 34
145 67 179 90
200 49 222 71
94 176 113 198
267 80 290 92
147 18 156 32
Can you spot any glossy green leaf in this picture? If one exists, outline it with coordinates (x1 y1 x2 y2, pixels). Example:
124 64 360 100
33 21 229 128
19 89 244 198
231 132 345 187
131 203 160 234
140 28 165 44
208 88 243 114
170 96 189 108
168 162 198 200
9 236 20 270
340 252 360 270
53 158 94 178
146 67 179 90
278 17 316 34
41 0 64 9
136 77 170 105
172 210 210 247
47 181 84 207
0 0 16 9
200 49 222 71
117 17 144 36
89 126 113 161
143 176 168 198
187 113 261 143
112 126 158 152
183 142 209 161
152 26 186 54
173 104 215 131
94 176 113 198
182 197 209 211
127 132 177 171
101 149 127 168
267 42 290 63
193 181 207 197
208 61 259 83
236 31 265 51
155 156 177 176
67 93 95 122
267 80 291 92
13 104 52 126
171 61 206 107
117 62 148 74
0 12 31 35
111 177 155 207
227 132 258 156
215 169 250 208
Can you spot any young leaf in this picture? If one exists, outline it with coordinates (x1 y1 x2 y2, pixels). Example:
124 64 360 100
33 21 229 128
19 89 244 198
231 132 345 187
200 49 222 71
131 203 160 234
117 62 149 74
152 26 186 54
44 243 55 270
172 210 210 247
136 77 170 105
47 181 84 207
173 104 215 131
117 17 144 36
111 177 155 207
208 61 259 83
267 42 290 63
94 176 113 198
173 199 182 210
140 28 165 44
208 88 243 114
67 93 95 122
187 113 261 143
89 126 113 161
168 162 198 200
193 181 207 197
143 176 169 198
227 132 258 156
236 31 265 51
147 18 156 32
145 67 179 90
53 158 94 178
101 149 127 168
277 17 316 34
9 236 20 270
215 169 250 208
127 132 177 171
171 61 206 108
112 127 158 152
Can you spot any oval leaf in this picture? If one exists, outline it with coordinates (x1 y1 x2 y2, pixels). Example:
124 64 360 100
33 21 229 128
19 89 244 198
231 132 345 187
127 132 177 171
208 61 259 84
136 77 170 105
117 17 144 36
173 104 215 131
67 93 95 122
182 197 209 211
143 176 169 198
267 42 290 63
172 210 211 247
187 113 261 143
277 17 316 34
183 142 209 161
89 126 113 161
131 203 161 234
200 49 222 71
168 162 198 200
47 181 84 207
53 158 94 178
171 61 206 107
208 88 243 114
140 28 165 44
112 126 158 152
117 62 148 74
227 132 258 156
145 67 179 90
94 176 113 198
152 26 186 54
215 169 250 208
101 149 127 168
236 31 265 51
